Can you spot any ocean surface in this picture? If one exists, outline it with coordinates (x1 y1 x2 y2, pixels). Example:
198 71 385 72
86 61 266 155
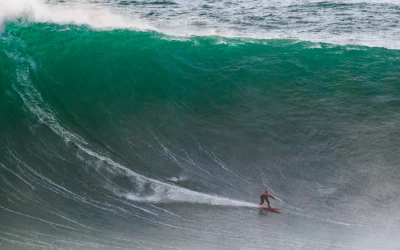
1 0 400 249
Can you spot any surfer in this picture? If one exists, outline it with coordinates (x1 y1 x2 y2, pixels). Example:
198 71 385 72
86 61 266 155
259 191 276 207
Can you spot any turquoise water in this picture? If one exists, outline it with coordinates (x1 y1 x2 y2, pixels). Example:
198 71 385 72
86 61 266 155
1 1 400 249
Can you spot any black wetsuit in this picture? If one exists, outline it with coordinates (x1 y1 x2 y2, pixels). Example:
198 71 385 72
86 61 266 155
260 193 275 206
260 194 270 206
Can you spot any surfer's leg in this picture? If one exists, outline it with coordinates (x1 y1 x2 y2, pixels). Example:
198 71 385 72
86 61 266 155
260 195 264 205
266 198 270 207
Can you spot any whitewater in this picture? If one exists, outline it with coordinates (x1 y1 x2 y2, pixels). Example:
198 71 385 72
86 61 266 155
1 0 400 48
1 0 400 249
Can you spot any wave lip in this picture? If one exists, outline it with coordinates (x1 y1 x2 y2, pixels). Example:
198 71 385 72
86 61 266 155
1 0 400 49
0 0 156 33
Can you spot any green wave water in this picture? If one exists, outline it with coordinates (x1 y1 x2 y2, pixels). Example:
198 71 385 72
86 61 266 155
1 23 400 249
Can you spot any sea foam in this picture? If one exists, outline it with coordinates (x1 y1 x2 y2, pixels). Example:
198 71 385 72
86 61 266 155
0 0 155 33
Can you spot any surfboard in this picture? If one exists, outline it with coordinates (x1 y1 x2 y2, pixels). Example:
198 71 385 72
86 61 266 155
259 206 281 212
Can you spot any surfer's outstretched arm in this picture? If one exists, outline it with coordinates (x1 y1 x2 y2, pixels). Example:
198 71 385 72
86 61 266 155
270 195 276 200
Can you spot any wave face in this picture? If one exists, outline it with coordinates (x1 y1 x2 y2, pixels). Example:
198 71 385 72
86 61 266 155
1 1 400 249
